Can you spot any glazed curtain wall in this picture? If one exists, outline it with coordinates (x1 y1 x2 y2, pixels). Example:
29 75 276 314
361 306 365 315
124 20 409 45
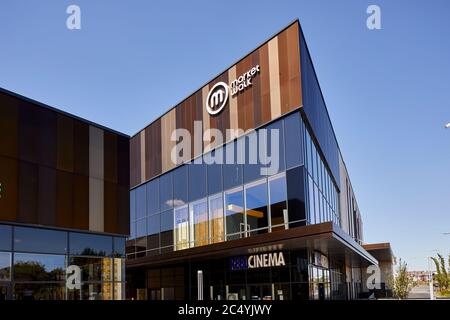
130 21 302 188
0 90 130 235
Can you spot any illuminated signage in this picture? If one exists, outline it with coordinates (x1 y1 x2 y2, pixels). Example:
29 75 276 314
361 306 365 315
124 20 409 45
206 65 260 116
230 251 285 271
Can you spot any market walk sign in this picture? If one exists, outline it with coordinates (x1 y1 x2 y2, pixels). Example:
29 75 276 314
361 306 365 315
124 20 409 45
206 65 260 116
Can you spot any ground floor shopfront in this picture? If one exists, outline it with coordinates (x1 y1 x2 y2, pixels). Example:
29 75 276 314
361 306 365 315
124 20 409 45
126 222 377 300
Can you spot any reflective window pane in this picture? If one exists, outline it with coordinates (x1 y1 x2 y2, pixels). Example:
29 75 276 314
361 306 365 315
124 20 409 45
14 227 67 254
174 206 189 251
146 178 160 215
266 120 285 174
223 140 243 190
113 237 126 258
209 194 224 244
244 132 263 184
14 283 65 300
269 174 288 231
160 210 173 249
67 283 112 300
69 256 112 282
160 172 173 211
0 225 12 251
189 199 208 247
173 166 188 207
0 252 11 281
286 166 307 227
188 162 206 202
206 148 223 195
69 233 112 256
147 214 160 250
136 185 146 220
225 188 244 240
285 113 303 169
245 180 269 235
14 253 66 281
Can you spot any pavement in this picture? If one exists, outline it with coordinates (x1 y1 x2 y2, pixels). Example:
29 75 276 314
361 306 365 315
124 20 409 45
408 285 432 299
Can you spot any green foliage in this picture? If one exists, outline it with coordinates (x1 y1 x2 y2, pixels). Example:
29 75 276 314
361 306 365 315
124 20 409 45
389 259 415 299
431 253 450 295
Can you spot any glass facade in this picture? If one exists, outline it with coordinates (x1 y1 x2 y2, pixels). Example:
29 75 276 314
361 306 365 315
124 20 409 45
0 223 125 300
127 111 339 258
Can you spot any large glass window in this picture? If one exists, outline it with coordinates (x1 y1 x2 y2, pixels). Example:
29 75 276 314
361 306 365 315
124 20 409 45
225 187 244 240
269 173 288 231
0 252 11 281
136 185 146 220
69 233 113 257
146 178 160 215
160 210 174 250
147 214 160 251
189 199 208 247
14 253 66 281
130 190 136 239
188 162 207 202
223 140 243 190
113 237 126 258
285 166 306 227
209 194 224 244
244 132 263 184
14 227 67 254
284 112 303 169
245 179 269 235
265 119 285 174
14 283 65 300
69 256 112 282
206 148 223 195
174 205 189 251
173 166 188 207
160 172 173 211
0 225 12 251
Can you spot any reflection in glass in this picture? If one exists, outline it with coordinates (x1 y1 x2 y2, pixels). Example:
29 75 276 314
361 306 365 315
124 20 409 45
136 185 146 220
206 148 223 195
188 162 207 202
69 233 113 257
209 194 224 244
269 174 288 231
147 214 160 250
14 283 65 300
284 112 303 169
160 210 174 249
14 253 66 281
68 283 112 300
69 256 112 282
0 252 11 281
146 178 160 215
160 172 173 211
14 227 67 254
173 166 188 207
189 199 208 247
245 180 269 235
225 188 244 240
113 237 126 258
113 258 125 282
0 225 12 251
174 205 189 250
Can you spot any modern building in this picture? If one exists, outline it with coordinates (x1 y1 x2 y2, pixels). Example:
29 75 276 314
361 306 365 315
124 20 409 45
0 88 130 300
125 20 392 300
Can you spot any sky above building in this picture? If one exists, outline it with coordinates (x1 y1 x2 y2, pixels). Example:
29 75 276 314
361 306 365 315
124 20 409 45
1 0 449 270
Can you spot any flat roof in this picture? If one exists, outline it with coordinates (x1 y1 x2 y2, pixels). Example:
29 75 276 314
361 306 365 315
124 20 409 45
362 242 395 262
0 87 129 138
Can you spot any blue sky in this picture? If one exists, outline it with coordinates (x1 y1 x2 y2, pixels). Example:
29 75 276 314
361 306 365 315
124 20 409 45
1 0 449 270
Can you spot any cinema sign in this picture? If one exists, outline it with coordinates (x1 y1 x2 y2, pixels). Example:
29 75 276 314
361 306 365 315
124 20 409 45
230 251 286 271
206 65 260 116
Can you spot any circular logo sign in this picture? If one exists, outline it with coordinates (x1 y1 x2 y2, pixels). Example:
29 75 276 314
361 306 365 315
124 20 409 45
206 82 229 116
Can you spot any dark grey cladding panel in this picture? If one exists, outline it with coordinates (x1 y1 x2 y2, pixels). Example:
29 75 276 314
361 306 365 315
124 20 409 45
299 30 340 188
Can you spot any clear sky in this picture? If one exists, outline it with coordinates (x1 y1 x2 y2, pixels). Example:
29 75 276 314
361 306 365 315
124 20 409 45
0 0 449 271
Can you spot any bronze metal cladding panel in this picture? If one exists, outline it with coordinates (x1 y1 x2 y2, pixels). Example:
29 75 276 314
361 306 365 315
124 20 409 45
18 161 38 224
117 135 130 187
73 121 89 177
259 43 272 124
161 109 176 172
38 166 56 226
0 156 18 221
207 72 229 150
236 55 254 132
72 174 89 230
130 133 141 187
251 50 262 128
18 103 39 164
56 114 74 173
117 184 130 235
104 131 118 184
56 170 73 228
145 118 162 180
0 94 18 159
287 23 302 110
104 181 118 234
36 109 57 168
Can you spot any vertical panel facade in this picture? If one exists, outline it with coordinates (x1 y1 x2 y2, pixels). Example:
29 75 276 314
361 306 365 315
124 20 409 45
0 89 130 235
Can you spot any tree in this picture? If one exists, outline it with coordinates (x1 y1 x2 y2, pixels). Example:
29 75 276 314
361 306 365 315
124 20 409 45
389 259 415 299
431 253 450 295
